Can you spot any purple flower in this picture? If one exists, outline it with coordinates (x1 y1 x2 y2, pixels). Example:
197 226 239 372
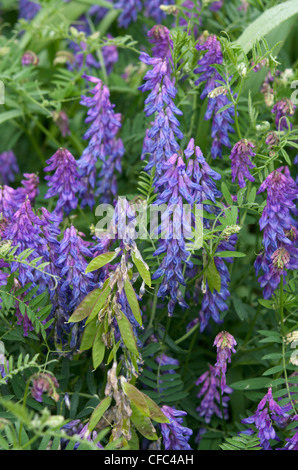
277 432 298 450
77 75 124 207
44 148 79 217
160 405 193 450
189 143 222 204
213 331 237 392
151 152 196 315
31 372 59 403
16 173 39 205
147 25 173 60
194 34 234 159
22 50 39 66
73 423 103 450
19 0 41 20
210 0 223 11
272 99 296 131
195 364 233 423
199 237 237 332
68 16 118 75
55 226 95 349
144 0 174 23
139 51 183 174
230 139 255 188
3 199 59 288
0 151 19 185
114 0 142 28
0 185 20 219
265 131 279 148
56 226 94 312
255 167 298 298
242 387 292 450
53 110 71 138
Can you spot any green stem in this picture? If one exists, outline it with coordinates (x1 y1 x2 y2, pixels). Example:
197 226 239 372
148 283 159 329
175 321 200 345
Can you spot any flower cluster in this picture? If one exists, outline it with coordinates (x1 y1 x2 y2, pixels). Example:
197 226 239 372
229 139 256 188
139 29 183 174
242 387 292 450
160 405 193 450
195 364 233 423
272 99 296 131
0 151 19 185
194 34 234 159
30 372 59 403
213 330 237 392
44 148 79 218
77 74 124 207
255 167 298 298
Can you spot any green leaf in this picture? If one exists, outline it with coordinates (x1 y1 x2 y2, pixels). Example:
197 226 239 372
68 288 102 323
92 324 105 370
236 0 298 54
88 396 112 433
0 397 31 425
262 365 284 376
229 377 282 390
206 259 221 293
214 251 246 258
80 319 97 351
132 251 151 287
124 279 142 326
0 110 23 125
143 394 169 424
85 281 112 325
221 182 233 206
86 251 118 273
116 312 139 356
122 382 150 417
130 403 158 440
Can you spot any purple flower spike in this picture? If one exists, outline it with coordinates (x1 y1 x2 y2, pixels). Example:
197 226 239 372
147 25 173 59
230 139 255 188
16 173 39 205
56 225 94 312
77 75 124 207
44 148 79 217
255 167 298 298
213 331 237 392
139 49 183 173
272 99 296 131
0 185 21 219
196 364 233 423
242 387 292 450
19 0 41 20
151 152 196 315
278 432 298 450
194 34 234 159
161 405 193 450
0 151 19 185
114 0 142 28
